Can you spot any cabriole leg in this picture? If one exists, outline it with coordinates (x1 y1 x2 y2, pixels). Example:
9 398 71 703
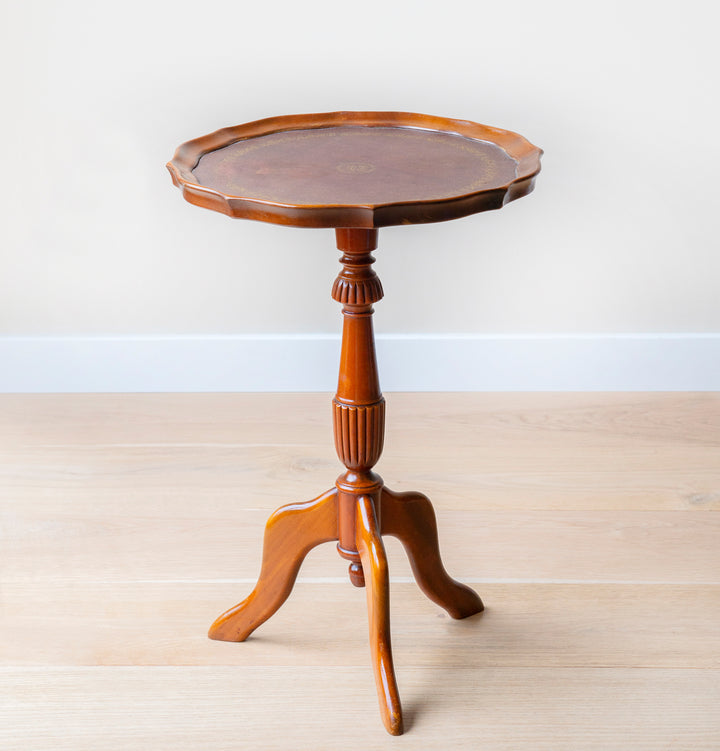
381 487 484 619
356 495 404 736
208 488 338 642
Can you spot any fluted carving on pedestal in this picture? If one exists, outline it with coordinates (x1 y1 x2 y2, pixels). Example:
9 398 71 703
333 399 386 470
332 274 384 306
332 246 384 308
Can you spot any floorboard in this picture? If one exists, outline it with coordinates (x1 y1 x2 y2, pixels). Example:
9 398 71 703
1 393 718 747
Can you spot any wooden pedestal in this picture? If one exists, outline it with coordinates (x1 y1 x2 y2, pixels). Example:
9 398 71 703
207 229 484 735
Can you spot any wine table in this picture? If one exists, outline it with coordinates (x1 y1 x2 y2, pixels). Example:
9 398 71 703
167 111 542 735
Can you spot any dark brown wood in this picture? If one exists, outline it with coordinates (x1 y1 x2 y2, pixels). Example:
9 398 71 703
169 112 541 734
167 111 542 228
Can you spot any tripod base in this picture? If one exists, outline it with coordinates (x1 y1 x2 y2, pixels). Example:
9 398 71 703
208 482 483 736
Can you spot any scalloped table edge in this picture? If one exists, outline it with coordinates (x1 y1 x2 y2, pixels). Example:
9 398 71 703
166 110 543 229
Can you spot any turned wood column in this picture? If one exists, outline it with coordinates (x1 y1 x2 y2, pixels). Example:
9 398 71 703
332 228 385 587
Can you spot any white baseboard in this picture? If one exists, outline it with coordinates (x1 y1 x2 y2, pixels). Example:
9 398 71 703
0 333 718 392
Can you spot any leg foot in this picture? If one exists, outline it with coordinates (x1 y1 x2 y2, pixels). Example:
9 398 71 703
381 487 483 619
208 488 338 642
356 495 404 736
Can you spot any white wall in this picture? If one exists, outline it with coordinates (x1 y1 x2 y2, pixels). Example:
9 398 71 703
1 1 719 390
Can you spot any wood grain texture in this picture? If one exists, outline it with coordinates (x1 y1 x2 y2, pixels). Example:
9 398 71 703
3 582 717 668
3 502 718 584
2 668 718 750
3 393 717 510
1 393 719 747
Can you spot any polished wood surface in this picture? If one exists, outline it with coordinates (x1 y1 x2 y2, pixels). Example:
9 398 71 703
203 228 483 733
381 487 484 619
167 111 542 228
356 496 403 736
332 227 384 577
207 488 338 642
2 393 719 749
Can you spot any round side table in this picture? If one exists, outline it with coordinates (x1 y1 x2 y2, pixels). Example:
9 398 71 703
167 111 542 735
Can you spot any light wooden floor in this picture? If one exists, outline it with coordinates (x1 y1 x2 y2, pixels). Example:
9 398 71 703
1 393 719 749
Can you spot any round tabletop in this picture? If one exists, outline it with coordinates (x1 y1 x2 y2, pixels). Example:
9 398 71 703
167 111 542 229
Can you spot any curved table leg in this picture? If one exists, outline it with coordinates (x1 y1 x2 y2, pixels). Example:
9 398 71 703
356 495 404 736
208 488 338 642
381 487 484 619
